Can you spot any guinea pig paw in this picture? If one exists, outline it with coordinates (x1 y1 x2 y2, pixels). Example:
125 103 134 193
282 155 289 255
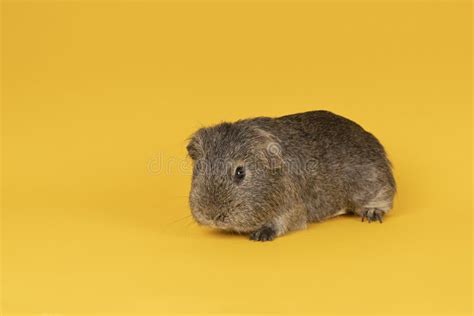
361 208 385 223
249 226 276 242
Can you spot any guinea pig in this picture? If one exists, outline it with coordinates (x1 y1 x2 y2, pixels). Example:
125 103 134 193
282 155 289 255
187 110 396 241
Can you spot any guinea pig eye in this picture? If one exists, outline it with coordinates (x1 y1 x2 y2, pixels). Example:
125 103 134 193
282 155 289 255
234 166 246 182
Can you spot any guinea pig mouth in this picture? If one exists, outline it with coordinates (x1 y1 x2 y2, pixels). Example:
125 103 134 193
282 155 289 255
191 209 227 227
191 209 260 233
209 213 230 229
213 213 227 223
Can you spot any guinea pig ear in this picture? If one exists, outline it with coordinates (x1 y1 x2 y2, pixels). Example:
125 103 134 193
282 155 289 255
253 128 284 170
186 134 203 161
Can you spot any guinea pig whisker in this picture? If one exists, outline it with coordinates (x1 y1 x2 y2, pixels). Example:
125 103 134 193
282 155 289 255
185 220 197 229
167 214 194 226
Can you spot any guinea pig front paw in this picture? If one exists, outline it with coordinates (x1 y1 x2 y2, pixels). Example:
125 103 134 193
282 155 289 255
249 226 276 242
360 208 386 223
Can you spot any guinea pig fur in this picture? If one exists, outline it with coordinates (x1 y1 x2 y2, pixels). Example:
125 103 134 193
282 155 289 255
187 110 396 241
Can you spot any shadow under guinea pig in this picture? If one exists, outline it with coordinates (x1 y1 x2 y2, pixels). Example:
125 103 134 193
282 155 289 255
203 228 245 240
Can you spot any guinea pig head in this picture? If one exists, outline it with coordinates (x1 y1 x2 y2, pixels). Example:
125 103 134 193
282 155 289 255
187 122 285 233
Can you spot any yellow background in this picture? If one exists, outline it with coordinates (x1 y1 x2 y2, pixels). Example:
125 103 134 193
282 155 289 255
1 1 472 315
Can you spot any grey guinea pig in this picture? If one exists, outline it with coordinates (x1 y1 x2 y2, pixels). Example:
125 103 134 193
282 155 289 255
186 110 396 241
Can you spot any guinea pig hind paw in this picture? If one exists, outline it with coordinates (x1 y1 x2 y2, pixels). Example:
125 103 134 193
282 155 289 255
249 226 276 242
361 208 385 223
